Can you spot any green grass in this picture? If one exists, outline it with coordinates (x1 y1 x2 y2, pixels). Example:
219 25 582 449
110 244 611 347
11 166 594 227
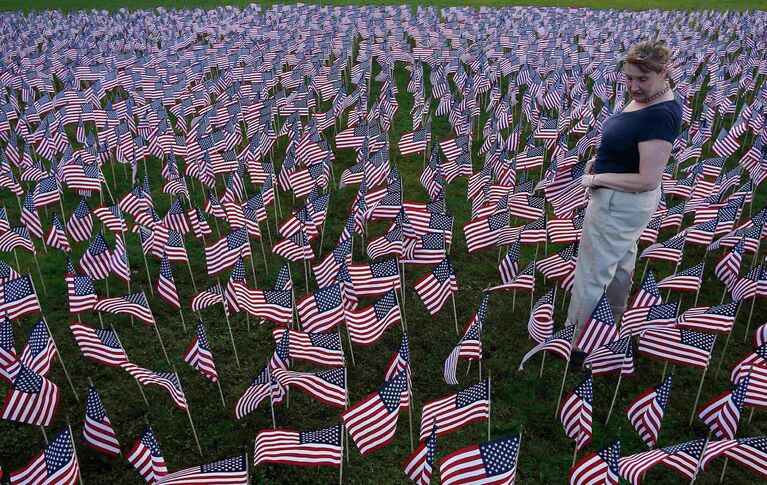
1 4 766 484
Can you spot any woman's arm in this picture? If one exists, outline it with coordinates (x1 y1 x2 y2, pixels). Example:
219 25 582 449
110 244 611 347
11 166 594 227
582 139 672 192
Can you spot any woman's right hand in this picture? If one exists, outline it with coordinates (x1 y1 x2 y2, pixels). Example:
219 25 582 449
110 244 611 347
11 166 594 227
585 157 596 175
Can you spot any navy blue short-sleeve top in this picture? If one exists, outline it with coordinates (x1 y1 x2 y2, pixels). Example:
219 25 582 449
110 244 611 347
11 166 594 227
593 95 683 175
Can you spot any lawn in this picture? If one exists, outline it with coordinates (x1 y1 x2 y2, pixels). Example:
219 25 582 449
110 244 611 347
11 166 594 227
0 3 766 484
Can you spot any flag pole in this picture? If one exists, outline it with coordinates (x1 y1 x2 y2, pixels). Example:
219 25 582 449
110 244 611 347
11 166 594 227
67 418 85 485
339 325 355 367
111 324 150 407
743 296 758 343
487 372 492 441
451 293 460 335
689 349 715 426
173 367 203 457
267 365 277 429
715 302 742 378
555 359 571 418
217 277 241 368
690 431 712 484
339 424 345 485
605 373 623 425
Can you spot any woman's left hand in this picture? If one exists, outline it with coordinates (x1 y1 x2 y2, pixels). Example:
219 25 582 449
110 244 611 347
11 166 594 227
581 175 595 188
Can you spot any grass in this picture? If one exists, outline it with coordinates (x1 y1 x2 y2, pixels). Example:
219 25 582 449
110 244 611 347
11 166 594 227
0 3 766 484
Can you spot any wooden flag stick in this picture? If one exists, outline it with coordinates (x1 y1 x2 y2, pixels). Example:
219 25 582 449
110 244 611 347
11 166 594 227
690 431 712 484
40 425 48 443
178 308 187 332
215 378 226 409
555 358 571 418
267 366 277 429
399 263 407 328
31 252 47 296
67 419 85 485
605 373 624 425
258 235 269 274
690 362 712 425
173 367 203 457
218 280 241 368
340 326 355 366
339 424 345 485
715 303 742 378
539 352 547 378
111 325 150 408
184 256 199 294
451 293 460 335
719 458 729 484
487 372 492 440
140 248 154 297
152 321 172 366
742 296 758 343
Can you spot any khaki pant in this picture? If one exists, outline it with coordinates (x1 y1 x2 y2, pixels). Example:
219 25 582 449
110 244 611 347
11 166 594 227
567 185 661 346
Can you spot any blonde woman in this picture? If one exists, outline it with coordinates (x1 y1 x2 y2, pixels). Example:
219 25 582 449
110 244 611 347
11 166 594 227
569 41 683 364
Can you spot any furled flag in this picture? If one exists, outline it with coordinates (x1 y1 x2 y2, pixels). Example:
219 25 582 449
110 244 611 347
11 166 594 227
297 284 346 333
698 374 750 439
83 385 120 457
20 193 43 239
183 319 219 382
419 379 490 441
0 316 19 383
253 425 342 467
121 363 187 410
714 237 745 289
156 253 180 309
271 328 345 367
79 233 112 280
345 289 401 346
155 454 248 484
640 233 686 264
403 422 437 485
638 328 716 368
95 292 155 325
569 437 620 485
730 346 767 384
574 293 619 355
343 371 408 455
626 374 674 448
66 198 93 242
498 240 521 284
561 372 594 451
19 318 56 377
440 434 520 485
272 367 347 408
618 439 706 484
127 425 168 483
0 364 59 426
528 288 555 343
444 293 487 385
110 235 130 282
93 204 127 234
414 256 458 315
519 325 576 370
204 227 251 275
0 274 41 321
584 336 635 377
45 213 70 252
700 435 767 479
69 322 128 367
10 427 80 485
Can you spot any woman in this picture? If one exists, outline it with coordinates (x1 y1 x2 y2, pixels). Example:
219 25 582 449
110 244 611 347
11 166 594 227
568 41 683 364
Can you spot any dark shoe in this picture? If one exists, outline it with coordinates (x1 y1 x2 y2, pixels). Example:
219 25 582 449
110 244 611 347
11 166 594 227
569 350 587 367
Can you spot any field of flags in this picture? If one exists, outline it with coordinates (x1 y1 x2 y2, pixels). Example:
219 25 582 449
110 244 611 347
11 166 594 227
1 3 767 483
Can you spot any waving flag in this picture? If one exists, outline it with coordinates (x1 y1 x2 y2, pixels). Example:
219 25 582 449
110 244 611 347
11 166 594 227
0 364 59 426
182 320 219 382
404 422 437 485
272 367 347 408
204 227 251 275
95 292 155 325
698 374 750 439
155 454 247 484
121 364 187 410
619 439 706 484
440 434 520 485
528 288 555 343
69 322 128 367
19 318 56 377
638 328 716 368
234 366 285 420
584 336 635 377
574 293 619 355
45 213 70 252
630 271 663 308
414 256 458 315
700 435 767 479
254 425 342 467
677 301 740 333
83 385 120 457
519 325 576 370
271 328 344 367
626 374 674 448
66 199 93 242
561 372 593 451
156 253 180 309
10 427 80 485
619 301 679 337
657 262 705 292
297 284 346 333
0 316 19 383
419 379 490 441
345 289 401 346
127 425 168 484
0 274 41 321
79 233 112 280
569 437 620 485
444 293 487 385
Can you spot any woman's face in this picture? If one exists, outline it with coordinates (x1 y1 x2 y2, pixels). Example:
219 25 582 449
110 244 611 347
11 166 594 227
625 63 666 100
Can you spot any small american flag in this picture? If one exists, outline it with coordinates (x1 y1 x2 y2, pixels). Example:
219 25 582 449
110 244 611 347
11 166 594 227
618 439 706 484
528 288 555 344
403 422 437 485
69 322 128 367
204 227 251 275
0 274 41 321
677 300 740 334
419 378 489 441
182 319 219 382
657 262 705 293
296 284 346 333
121 363 187 410
700 436 767 478
157 252 180 309
0 364 59 426
439 433 520 485
271 328 344 367
45 213 70 252
414 256 458 316
698 373 749 439
83 385 120 457
629 271 663 309
1 316 20 383
79 233 112 280
519 325 576 371
254 425 342 467
619 301 679 338
10 427 80 485
127 425 168 483
19 318 56 377
191 283 227 314
560 371 593 451
272 367 347 408
345 289 401 346
626 374 674 448
568 437 620 485
95 292 155 325
584 336 635 377
234 366 285 420
574 293 619 355
156 454 248 484
638 328 716 368
444 293 487 385
65 261 97 313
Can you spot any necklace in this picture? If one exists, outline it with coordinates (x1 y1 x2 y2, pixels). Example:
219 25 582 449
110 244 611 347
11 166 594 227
635 82 671 104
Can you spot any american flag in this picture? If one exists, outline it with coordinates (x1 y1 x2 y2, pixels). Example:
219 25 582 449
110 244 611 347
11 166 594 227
182 319 219 382
110 235 131 282
519 325 576 371
234 366 285 420
677 300 740 334
155 454 248 484
626 374 674 448
297 284 346 333
93 204 127 234
618 439 706 484
463 211 511 253
271 328 344 367
498 241 521 284
574 293 619 355
730 345 767 384
0 274 41 321
640 233 686 264
444 293 487 385
1 316 19 384
157 252 180 309
204 227 251 275
121 363 187 410
79 233 112 280
273 230 315 261
714 237 745 289
95 292 155 325
19 318 57 377
20 192 43 239
69 322 128 367
399 125 430 156
439 433 520 485
548 208 585 244
536 242 578 280
619 301 679 338
561 371 593 451
414 256 458 315
528 288 555 344
343 371 408 455
237 286 293 325
83 385 121 457
127 425 168 484
345 289 401 346
253 425 342 467
404 420 436 484
45 213 71 252
568 437 620 485
191 283 227 314
657 262 705 293
700 435 767 478
348 258 401 298
698 374 749 439
584 336 635 377
0 226 36 254
9 427 80 485
629 271 663 308
0 364 59 426
638 328 716 368
272 367 347 408
419 378 489 441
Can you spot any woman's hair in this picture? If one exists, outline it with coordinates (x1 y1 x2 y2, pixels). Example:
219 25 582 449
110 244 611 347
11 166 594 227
626 41 671 73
